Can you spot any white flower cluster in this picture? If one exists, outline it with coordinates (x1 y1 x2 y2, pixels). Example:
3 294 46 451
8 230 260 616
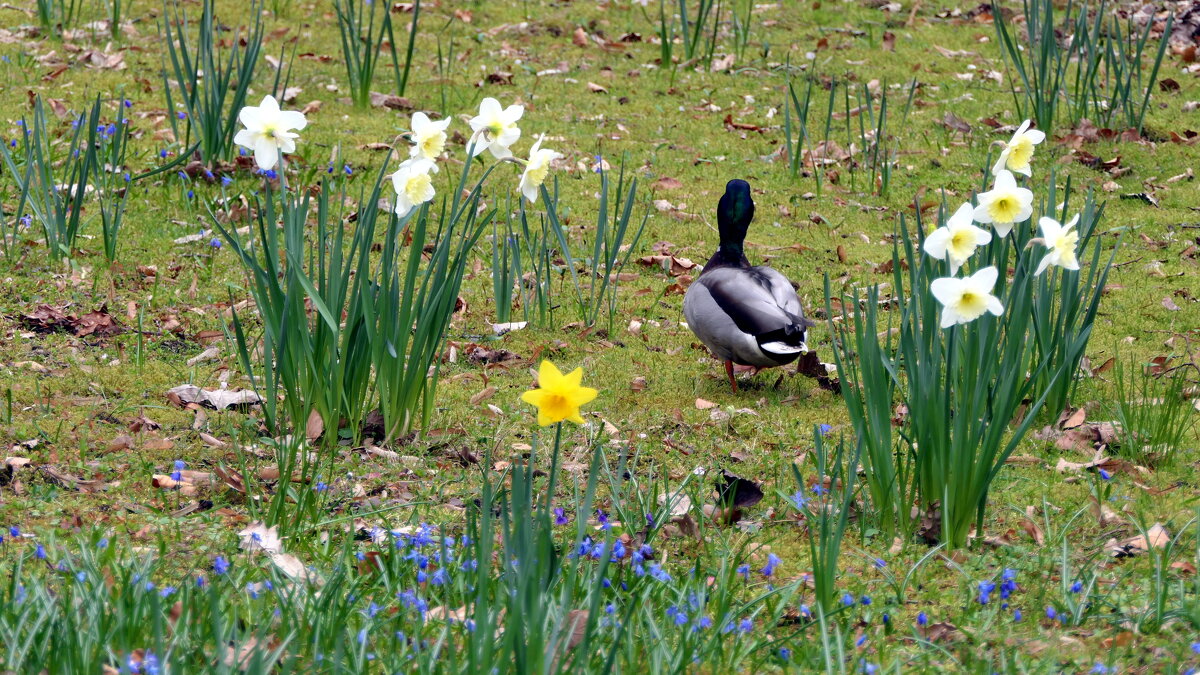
231 95 562 218
922 120 1081 329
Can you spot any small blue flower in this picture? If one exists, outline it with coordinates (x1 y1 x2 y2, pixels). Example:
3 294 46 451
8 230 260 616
736 563 750 580
1090 663 1111 674
75 571 87 582
210 238 222 249
788 487 809 509
159 149 169 158
177 111 187 120
1070 581 1083 594
842 593 855 606
35 544 46 560
554 508 568 526
1045 606 1057 620
860 595 872 606
779 648 791 662
97 538 108 549
1013 609 1022 622
917 611 928 626
761 553 781 577
221 175 233 187
818 423 833 436
1099 469 1112 480
873 558 886 569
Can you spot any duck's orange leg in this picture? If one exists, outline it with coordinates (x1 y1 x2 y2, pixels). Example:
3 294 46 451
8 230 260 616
724 360 739 393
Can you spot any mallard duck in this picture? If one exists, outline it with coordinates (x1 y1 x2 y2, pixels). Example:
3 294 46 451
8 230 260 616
683 180 813 391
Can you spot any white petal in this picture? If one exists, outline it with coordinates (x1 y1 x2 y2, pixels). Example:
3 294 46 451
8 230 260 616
233 128 255 149
993 170 1016 191
496 126 521 148
1064 214 1079 229
487 143 513 160
1035 254 1052 276
930 277 963 306
1014 119 1030 137
500 104 524 124
1038 217 1062 239
969 265 999 292
1012 164 1032 178
940 307 961 328
991 150 1010 176
1025 129 1045 144
238 105 263 131
972 202 994 224
478 97 501 118
411 111 430 133
986 296 1004 316
923 228 951 260
253 137 278 170
947 202 975 229
992 222 1014 238
258 95 281 118
278 110 307 131
968 224 992 246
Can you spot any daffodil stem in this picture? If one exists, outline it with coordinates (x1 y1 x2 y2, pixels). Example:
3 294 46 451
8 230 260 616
541 422 564 516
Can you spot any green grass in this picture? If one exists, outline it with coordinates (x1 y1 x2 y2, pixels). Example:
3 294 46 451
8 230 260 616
1 0 1199 672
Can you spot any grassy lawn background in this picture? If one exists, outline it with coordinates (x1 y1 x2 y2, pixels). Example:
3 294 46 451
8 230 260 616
1 0 1199 671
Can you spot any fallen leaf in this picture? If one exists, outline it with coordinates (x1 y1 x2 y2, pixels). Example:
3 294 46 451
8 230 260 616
166 385 262 410
238 522 283 554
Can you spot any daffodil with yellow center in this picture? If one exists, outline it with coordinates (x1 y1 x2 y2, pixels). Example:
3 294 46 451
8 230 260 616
518 135 563 204
992 119 1046 177
972 170 1033 238
409 111 452 161
930 266 1005 328
922 202 993 275
391 158 437 218
1034 214 1081 276
520 360 598 426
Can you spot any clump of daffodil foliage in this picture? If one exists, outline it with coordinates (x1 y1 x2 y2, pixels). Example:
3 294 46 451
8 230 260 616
828 120 1116 549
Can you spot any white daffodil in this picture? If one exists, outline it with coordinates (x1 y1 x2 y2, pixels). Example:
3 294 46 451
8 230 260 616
467 97 523 159
518 135 563 204
992 119 1045 177
923 202 993 275
1034 214 1081 276
391 158 437 218
930 266 1004 329
233 95 307 170
972 170 1034 238
409 111 451 161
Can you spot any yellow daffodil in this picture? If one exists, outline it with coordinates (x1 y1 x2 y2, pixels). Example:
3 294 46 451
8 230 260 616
922 202 993 275
930 266 1004 328
1034 215 1081 276
520 360 597 426
972 170 1033 238
992 119 1045 177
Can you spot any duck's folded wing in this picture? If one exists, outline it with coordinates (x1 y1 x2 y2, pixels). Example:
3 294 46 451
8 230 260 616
753 266 806 321
700 268 804 339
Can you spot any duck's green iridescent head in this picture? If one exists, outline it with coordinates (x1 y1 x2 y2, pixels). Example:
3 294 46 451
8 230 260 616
717 179 755 248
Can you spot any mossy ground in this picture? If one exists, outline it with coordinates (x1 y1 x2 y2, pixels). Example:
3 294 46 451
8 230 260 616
1 0 1200 671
